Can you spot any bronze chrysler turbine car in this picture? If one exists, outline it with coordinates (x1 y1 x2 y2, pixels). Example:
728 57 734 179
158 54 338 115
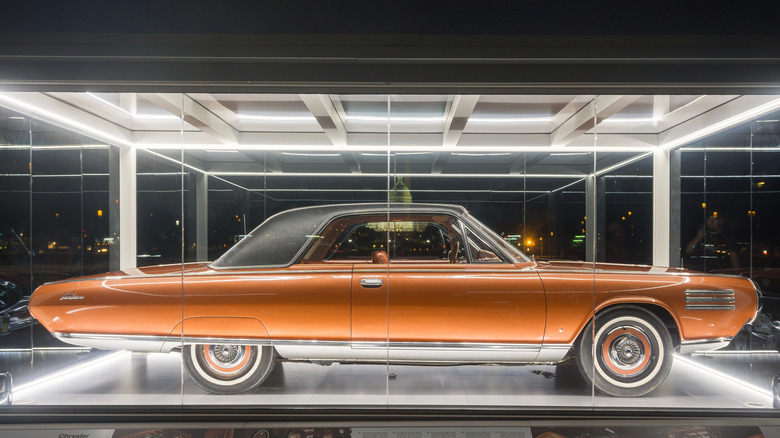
29 203 760 396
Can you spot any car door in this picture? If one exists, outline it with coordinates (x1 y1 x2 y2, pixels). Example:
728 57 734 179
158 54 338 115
347 214 547 363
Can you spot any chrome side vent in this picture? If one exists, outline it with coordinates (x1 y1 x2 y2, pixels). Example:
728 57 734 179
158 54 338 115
684 289 734 295
685 289 735 311
686 304 736 311
685 296 735 303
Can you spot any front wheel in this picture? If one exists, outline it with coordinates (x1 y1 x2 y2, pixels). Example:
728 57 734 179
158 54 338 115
576 307 673 397
183 343 276 394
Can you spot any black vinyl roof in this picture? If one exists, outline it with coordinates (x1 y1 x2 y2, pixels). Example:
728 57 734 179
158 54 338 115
211 203 467 269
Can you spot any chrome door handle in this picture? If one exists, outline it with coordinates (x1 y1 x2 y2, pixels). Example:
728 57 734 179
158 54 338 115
360 278 383 288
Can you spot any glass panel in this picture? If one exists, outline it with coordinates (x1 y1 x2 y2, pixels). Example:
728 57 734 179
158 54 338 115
632 105 775 410
82 142 112 276
382 96 595 408
14 118 118 404
0 108 33 396
591 96 683 407
603 158 653 265
136 150 184 267
177 95 393 406
727 115 780 395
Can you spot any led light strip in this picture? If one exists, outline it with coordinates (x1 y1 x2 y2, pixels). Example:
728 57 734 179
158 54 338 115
209 172 587 178
0 93 132 147
238 114 316 122
345 115 446 123
0 347 92 352
137 144 655 153
13 351 128 393
662 97 780 150
602 117 658 124
468 117 553 123
674 353 773 398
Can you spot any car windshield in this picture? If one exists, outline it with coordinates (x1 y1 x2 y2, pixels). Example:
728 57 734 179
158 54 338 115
464 213 530 263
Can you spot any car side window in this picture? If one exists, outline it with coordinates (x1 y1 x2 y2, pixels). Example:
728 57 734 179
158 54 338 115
464 225 506 263
305 214 468 263
387 221 453 262
325 222 386 261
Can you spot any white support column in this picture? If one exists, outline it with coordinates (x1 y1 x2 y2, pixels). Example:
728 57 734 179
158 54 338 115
119 144 137 270
196 173 208 262
585 175 605 262
653 148 671 267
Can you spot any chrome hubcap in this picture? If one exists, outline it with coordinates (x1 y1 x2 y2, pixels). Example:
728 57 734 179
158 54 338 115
613 337 641 365
608 334 645 370
208 344 246 370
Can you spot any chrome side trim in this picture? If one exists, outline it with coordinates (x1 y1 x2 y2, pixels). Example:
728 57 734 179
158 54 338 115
351 341 542 350
535 270 743 278
46 269 354 284
52 332 571 362
47 266 751 286
685 304 736 311
678 337 732 354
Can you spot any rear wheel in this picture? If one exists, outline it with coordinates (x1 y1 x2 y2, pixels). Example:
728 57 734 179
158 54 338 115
576 307 673 397
183 343 275 394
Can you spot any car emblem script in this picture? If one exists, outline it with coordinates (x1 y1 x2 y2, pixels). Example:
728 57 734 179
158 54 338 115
60 292 85 301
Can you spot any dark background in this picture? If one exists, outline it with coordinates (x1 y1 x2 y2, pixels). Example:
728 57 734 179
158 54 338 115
2 0 780 36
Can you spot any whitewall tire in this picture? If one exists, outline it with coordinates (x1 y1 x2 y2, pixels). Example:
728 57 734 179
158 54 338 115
576 307 673 397
183 343 276 394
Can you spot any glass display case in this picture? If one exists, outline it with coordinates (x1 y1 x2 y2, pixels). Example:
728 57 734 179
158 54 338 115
0 93 778 411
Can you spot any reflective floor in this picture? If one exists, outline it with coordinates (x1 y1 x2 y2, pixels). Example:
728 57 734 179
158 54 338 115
0 425 777 438
4 348 777 409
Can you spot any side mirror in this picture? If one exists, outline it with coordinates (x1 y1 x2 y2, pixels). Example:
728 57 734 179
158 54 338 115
0 371 12 405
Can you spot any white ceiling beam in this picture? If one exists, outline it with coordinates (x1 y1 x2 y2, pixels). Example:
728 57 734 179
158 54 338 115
141 93 239 145
189 93 239 126
432 95 480 173
550 95 641 147
659 95 780 150
0 92 132 146
551 95 594 127
132 131 657 152
653 95 670 122
299 94 361 173
119 93 137 115
443 95 480 147
299 94 347 145
459 132 657 149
